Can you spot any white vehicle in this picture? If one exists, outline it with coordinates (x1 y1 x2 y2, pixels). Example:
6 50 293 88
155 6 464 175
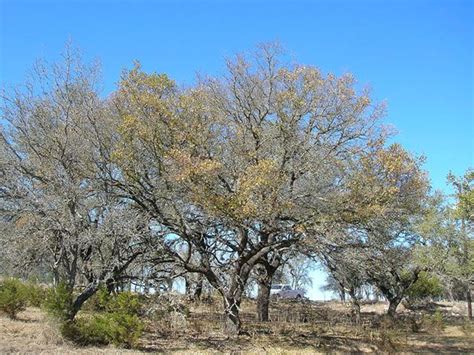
270 284 305 299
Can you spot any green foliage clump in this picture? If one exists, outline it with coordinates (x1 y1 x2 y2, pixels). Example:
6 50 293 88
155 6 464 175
105 291 144 316
61 312 144 348
83 286 110 312
97 311 144 348
24 282 48 307
61 290 144 348
44 282 74 320
406 272 443 300
84 287 144 315
60 318 109 346
0 278 28 319
404 271 444 310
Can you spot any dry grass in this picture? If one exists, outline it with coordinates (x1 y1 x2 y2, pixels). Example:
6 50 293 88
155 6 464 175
1 300 473 354
0 308 139 354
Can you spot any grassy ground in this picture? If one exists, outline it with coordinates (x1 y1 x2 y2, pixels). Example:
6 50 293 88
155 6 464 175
1 299 472 353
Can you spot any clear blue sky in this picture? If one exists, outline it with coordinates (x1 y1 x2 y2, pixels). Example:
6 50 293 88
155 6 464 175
1 0 473 299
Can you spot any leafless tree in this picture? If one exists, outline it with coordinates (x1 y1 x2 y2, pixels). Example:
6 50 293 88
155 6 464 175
0 47 167 320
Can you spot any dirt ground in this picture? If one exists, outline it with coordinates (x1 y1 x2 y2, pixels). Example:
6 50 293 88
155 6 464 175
1 300 472 354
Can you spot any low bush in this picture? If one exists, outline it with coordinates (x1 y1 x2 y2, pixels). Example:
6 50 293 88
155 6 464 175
61 290 145 348
82 286 110 312
99 311 144 348
24 282 48 307
44 282 74 320
106 291 144 316
405 272 443 309
60 317 110 346
0 278 28 319
61 311 144 348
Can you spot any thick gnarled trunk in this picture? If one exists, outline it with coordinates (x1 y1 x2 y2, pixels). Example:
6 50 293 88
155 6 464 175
351 300 361 325
257 275 272 322
67 282 100 320
223 296 242 335
256 254 281 322
387 297 402 318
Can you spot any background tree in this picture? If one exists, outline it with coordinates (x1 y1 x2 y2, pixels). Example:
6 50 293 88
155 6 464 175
282 253 315 291
448 169 473 319
320 246 367 323
416 171 473 319
321 274 347 302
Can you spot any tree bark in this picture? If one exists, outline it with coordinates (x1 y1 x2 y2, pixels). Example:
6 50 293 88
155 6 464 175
352 300 361 324
466 285 472 320
223 296 241 335
193 275 203 301
348 288 361 325
257 275 272 322
340 290 346 303
184 275 191 296
256 254 280 322
68 282 99 320
387 297 401 318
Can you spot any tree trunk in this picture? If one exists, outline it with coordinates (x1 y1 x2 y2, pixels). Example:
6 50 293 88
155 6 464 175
106 277 116 293
68 282 99 320
348 288 361 325
257 275 272 322
447 286 454 302
352 300 361 324
193 275 203 301
387 298 401 318
255 255 280 322
52 268 59 287
466 285 472 320
223 296 241 335
340 290 346 302
184 275 191 295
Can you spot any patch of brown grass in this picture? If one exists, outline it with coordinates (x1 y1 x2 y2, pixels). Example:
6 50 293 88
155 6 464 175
0 308 139 354
1 301 473 354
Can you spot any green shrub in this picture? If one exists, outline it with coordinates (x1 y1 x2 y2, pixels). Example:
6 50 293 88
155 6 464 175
60 317 110 346
61 311 144 348
99 312 144 348
60 290 144 348
106 291 143 315
83 286 110 312
83 289 143 315
44 282 74 320
24 282 48 307
406 272 443 301
0 278 28 319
